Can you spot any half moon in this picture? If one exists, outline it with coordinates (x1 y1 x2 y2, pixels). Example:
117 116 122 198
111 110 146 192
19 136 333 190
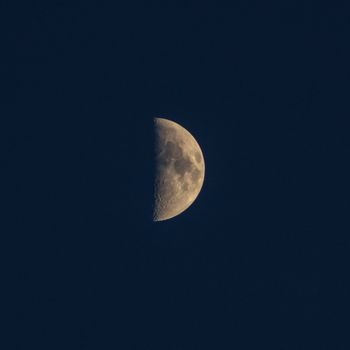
153 117 205 221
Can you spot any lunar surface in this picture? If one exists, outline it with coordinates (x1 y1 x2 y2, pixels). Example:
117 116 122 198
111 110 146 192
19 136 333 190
153 118 205 221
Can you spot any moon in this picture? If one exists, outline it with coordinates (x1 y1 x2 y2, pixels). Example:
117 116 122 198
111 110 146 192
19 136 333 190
153 117 205 221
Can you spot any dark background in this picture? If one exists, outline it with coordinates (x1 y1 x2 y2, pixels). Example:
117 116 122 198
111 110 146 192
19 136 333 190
4 1 350 349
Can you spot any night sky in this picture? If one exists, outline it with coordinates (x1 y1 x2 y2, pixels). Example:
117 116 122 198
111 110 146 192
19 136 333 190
5 1 350 349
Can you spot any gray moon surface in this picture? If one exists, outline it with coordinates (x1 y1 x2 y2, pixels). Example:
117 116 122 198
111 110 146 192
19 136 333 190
153 118 205 221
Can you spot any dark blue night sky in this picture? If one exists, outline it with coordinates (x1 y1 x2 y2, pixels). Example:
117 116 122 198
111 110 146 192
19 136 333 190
4 1 350 349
